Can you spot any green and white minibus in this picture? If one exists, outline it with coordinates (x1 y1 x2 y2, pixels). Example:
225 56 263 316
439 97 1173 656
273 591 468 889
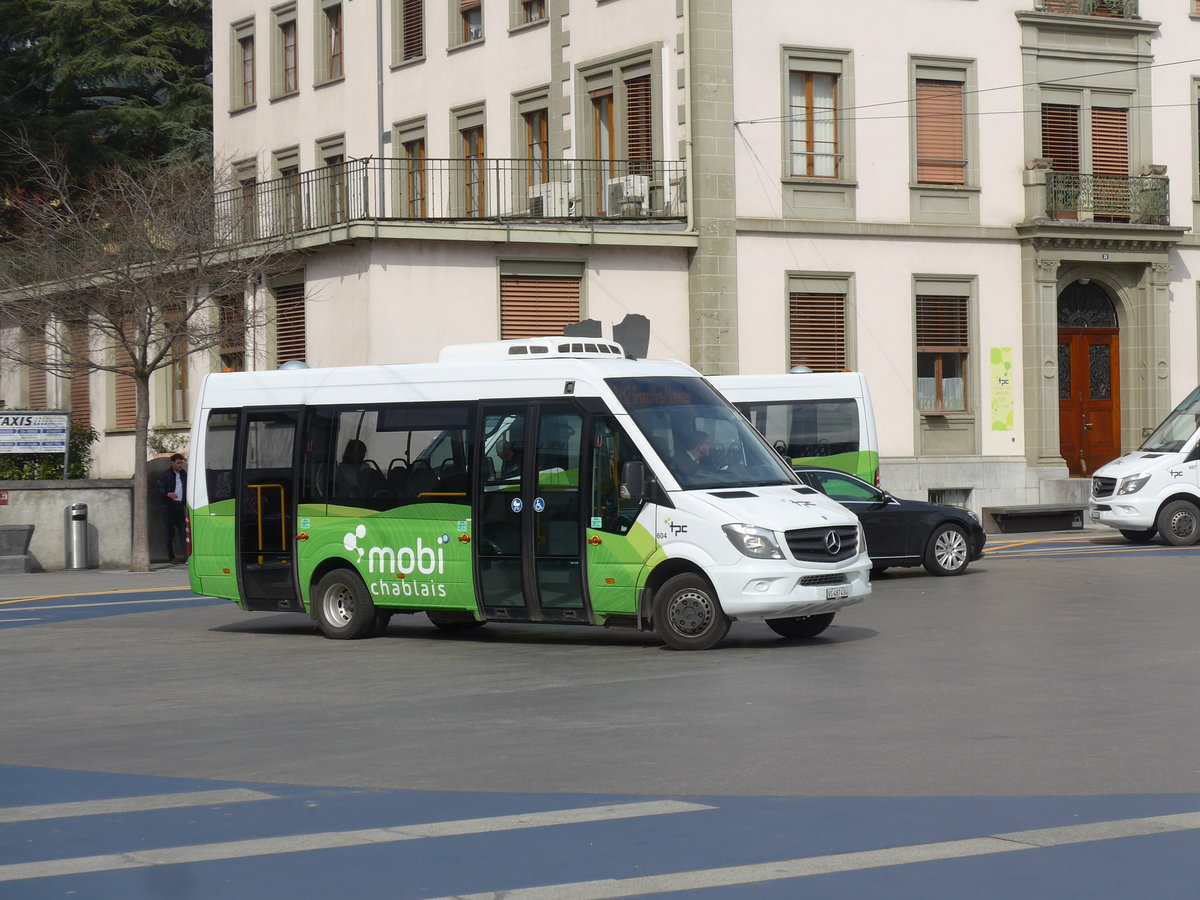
187 339 871 650
710 372 880 485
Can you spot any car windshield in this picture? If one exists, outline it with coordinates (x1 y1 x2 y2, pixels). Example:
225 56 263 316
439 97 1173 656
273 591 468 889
606 376 798 489
1139 387 1200 453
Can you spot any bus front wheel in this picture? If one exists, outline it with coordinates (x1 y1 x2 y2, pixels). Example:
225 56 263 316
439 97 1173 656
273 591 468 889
1156 500 1200 546
652 573 730 651
313 570 377 639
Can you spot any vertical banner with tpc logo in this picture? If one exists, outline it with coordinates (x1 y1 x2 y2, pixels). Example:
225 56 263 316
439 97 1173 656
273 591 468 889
990 347 1013 431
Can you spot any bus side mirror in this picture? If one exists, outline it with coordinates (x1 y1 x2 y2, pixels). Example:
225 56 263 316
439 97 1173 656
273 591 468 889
621 461 647 500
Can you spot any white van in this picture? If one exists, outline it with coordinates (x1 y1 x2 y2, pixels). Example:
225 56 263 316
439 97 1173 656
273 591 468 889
709 372 880 485
188 339 871 650
1089 386 1200 545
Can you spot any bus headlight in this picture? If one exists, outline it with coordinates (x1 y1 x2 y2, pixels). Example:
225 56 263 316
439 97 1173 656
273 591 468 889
1117 473 1151 495
723 524 784 559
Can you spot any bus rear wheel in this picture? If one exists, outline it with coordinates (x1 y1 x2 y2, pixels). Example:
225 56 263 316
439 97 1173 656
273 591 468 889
652 573 730 651
313 569 377 639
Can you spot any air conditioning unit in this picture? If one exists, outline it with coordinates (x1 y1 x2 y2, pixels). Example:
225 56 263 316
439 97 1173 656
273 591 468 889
528 182 578 217
606 174 650 216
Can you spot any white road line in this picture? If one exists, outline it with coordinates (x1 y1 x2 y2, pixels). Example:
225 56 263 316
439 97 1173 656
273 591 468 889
0 799 711 883
425 810 1200 900
0 789 277 824
0 597 204 612
0 617 42 623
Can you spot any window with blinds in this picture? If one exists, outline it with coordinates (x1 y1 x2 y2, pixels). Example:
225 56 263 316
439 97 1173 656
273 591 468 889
788 293 846 372
915 79 965 185
401 0 423 60
1091 106 1129 222
114 344 136 431
1040 103 1080 172
69 325 90 428
916 295 968 412
275 284 307 364
500 275 581 340
24 328 47 409
460 0 482 43
625 75 652 174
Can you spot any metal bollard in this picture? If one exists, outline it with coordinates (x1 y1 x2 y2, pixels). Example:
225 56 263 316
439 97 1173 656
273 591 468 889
66 502 90 569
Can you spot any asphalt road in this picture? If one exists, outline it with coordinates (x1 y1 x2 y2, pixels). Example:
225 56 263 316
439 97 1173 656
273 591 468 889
2 530 1198 897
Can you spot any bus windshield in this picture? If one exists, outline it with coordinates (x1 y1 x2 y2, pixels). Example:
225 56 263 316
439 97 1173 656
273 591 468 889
607 376 798 489
1139 386 1200 453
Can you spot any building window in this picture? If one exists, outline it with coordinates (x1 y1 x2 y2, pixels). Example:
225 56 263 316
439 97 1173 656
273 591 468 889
274 283 307 365
579 54 659 217
459 120 485 216
915 79 965 185
217 294 246 373
321 1 343 81
521 0 545 24
231 18 256 110
68 324 90 428
168 338 189 423
916 294 969 412
403 135 427 216
398 0 424 61
113 343 136 431
24 327 47 409
273 5 299 97
1041 97 1130 222
233 158 258 241
458 0 482 44
789 71 839 178
272 147 302 233
788 291 846 372
500 274 582 339
318 136 347 224
524 107 548 187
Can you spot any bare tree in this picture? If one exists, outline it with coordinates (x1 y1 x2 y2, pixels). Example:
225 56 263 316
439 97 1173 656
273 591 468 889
0 145 295 571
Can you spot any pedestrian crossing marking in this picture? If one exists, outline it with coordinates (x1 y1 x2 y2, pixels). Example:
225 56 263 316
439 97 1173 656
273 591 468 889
0 788 276 824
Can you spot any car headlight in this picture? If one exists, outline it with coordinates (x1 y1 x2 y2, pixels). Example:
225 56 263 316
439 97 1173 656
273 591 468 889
723 524 784 559
1117 473 1151 495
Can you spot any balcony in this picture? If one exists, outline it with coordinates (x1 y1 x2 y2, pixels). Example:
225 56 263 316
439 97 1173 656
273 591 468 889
216 157 688 243
1033 0 1138 17
1044 172 1168 225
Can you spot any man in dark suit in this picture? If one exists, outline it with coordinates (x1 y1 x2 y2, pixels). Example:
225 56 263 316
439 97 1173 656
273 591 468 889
159 453 188 564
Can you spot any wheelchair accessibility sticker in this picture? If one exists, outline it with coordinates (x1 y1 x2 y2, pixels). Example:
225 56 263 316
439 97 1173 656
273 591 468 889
533 497 546 513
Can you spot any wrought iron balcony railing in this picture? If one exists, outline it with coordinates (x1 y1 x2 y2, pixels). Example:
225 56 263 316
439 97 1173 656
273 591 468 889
1044 172 1168 225
1033 0 1139 18
216 156 687 243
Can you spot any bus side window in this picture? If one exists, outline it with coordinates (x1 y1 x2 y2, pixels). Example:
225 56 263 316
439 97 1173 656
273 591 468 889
591 418 646 534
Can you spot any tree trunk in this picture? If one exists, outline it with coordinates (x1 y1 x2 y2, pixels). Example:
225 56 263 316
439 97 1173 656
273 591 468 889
129 376 152 572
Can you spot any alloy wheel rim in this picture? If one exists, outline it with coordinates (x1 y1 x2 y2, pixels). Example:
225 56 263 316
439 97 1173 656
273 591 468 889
935 531 968 570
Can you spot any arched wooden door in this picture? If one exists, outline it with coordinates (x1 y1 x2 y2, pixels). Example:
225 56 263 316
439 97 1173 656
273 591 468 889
1058 282 1120 477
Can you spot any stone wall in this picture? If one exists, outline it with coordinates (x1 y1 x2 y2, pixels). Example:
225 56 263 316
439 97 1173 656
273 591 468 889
0 480 134 570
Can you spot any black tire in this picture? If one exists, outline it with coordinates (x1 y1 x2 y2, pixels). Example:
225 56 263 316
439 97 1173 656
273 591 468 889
427 609 486 630
766 612 835 639
312 569 376 639
1119 527 1157 544
652 572 730 651
1155 500 1200 546
923 523 971 576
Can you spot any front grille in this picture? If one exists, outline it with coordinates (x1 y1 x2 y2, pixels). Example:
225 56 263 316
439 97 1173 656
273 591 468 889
1092 476 1116 498
785 525 859 562
799 573 848 587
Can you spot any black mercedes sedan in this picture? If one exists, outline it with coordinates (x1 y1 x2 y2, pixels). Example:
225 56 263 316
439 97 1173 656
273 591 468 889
792 466 987 576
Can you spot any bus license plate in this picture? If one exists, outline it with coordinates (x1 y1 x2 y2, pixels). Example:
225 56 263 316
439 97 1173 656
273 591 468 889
826 585 849 600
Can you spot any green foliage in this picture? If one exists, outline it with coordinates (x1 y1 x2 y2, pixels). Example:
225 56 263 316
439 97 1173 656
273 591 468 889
0 421 99 480
0 0 213 188
147 426 188 456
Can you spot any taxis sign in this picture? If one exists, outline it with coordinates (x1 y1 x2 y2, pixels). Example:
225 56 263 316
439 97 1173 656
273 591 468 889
0 411 70 455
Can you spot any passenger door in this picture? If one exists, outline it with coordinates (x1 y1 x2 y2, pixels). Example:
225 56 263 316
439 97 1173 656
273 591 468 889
237 408 303 611
475 403 588 622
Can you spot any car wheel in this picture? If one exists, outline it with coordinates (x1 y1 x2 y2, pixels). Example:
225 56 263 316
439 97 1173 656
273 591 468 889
766 613 834 639
1155 500 1200 546
313 569 376 639
1119 527 1157 544
427 610 486 630
652 573 730 651
923 524 970 576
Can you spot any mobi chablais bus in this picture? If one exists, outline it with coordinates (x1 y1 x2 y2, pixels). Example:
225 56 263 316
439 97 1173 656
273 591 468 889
187 339 871 650
710 372 880 485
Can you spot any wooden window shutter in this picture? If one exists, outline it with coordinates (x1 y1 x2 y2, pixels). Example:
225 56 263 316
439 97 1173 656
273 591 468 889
69 325 90 427
114 345 136 431
402 0 423 59
916 296 969 351
459 0 480 9
500 275 581 340
625 75 652 166
275 283 307 364
1091 107 1128 176
788 293 846 372
25 329 47 409
915 79 964 185
1040 103 1080 172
